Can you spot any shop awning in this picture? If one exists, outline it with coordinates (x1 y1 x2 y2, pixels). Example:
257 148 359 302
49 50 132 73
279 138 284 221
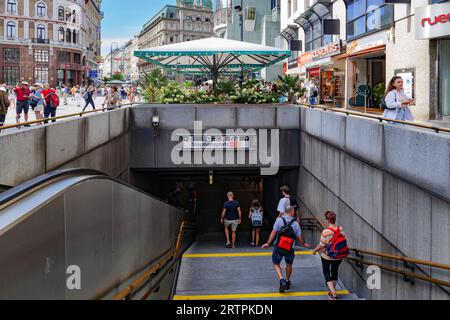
134 37 291 86
332 44 386 60
294 1 332 32
280 25 299 41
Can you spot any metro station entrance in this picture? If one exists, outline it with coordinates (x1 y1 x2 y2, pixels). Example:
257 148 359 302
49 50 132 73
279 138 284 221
131 168 300 243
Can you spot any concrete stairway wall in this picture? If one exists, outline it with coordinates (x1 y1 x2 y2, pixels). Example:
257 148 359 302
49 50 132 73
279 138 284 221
0 108 131 187
297 107 450 300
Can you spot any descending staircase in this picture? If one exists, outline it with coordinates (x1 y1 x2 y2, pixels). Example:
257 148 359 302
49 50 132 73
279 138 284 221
174 241 359 300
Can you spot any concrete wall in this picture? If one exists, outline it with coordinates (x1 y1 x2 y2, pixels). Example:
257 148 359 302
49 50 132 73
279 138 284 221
0 107 131 187
130 105 301 170
298 107 450 300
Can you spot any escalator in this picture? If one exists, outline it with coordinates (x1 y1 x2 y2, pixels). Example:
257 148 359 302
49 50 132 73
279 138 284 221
0 169 188 300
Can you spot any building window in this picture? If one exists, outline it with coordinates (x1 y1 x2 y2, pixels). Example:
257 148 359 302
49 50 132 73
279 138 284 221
6 21 16 39
7 0 17 14
246 7 256 20
73 30 77 43
36 25 46 39
34 67 49 83
34 50 49 62
3 48 20 61
3 66 19 85
58 27 65 41
346 0 394 40
58 6 65 21
73 53 81 64
57 51 71 63
66 28 72 42
36 2 46 17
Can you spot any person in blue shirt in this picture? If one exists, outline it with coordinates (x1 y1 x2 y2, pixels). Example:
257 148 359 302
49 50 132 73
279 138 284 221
262 206 311 293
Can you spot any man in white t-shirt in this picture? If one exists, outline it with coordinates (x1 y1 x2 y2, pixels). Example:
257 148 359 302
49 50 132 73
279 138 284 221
277 185 299 218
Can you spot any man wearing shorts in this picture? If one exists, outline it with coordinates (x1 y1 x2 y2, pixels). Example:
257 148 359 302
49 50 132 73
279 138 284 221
262 206 311 293
14 81 31 127
220 192 242 249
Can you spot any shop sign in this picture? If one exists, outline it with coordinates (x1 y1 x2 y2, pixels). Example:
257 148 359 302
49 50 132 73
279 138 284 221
298 42 342 67
346 31 386 55
416 2 450 40
288 57 299 70
310 42 342 61
309 68 320 77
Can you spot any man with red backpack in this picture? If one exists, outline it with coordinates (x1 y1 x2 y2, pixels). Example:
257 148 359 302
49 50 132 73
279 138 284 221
41 84 60 123
312 211 350 300
262 206 311 293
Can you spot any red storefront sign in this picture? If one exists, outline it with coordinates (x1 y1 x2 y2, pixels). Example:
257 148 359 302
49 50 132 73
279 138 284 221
309 68 320 77
421 12 450 27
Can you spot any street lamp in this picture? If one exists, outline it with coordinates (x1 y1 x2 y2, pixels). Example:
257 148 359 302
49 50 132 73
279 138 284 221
110 42 119 78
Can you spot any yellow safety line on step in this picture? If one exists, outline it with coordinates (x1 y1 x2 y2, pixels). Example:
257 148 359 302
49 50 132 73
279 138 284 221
183 251 314 258
173 290 350 300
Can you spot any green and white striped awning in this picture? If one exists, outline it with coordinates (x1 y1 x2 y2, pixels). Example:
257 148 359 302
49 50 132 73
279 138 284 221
134 37 291 76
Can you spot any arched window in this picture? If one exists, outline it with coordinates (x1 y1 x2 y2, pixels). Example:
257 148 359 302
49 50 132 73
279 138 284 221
6 21 16 38
72 10 76 23
58 6 64 21
36 24 46 39
58 27 65 42
7 0 17 14
66 28 71 42
72 30 77 44
36 2 46 17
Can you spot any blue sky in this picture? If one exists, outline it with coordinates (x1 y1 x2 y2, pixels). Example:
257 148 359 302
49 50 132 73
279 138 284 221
101 0 176 55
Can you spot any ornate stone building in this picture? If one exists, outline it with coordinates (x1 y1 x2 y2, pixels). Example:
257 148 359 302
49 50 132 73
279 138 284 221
0 0 103 87
137 0 213 79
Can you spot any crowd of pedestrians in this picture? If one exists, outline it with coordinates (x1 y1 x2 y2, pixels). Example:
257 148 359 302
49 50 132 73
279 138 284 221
0 80 141 131
220 185 350 300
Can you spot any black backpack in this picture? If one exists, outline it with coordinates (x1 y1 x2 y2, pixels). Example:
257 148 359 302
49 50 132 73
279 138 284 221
275 217 297 256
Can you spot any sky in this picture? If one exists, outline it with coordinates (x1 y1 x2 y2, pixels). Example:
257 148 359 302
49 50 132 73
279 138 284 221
101 0 176 56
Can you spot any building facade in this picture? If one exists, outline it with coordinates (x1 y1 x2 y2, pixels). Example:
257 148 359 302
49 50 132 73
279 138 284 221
0 0 103 87
137 0 214 80
214 0 281 80
280 0 450 123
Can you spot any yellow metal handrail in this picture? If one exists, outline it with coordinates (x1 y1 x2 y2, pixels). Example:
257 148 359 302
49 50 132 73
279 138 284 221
112 220 190 300
299 103 450 134
299 217 450 287
0 103 134 131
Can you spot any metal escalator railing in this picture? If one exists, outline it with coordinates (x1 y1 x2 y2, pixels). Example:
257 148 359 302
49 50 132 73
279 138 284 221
0 169 190 299
299 217 450 288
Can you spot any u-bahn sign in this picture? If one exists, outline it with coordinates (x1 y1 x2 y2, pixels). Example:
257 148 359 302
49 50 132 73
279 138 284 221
416 2 450 40
181 133 253 151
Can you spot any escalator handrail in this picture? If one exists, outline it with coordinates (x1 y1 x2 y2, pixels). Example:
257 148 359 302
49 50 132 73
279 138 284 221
0 168 105 207
0 168 188 214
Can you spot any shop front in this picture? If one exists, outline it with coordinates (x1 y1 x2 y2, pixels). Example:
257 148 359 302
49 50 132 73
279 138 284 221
416 1 450 120
335 31 387 110
298 41 345 106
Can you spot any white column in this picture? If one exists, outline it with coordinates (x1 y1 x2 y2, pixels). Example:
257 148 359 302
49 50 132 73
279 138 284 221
24 20 29 38
23 0 30 16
